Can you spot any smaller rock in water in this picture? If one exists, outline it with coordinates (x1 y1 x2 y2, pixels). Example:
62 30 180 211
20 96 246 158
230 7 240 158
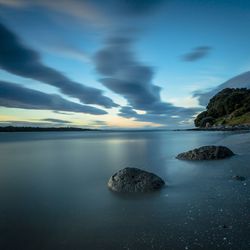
232 175 246 181
176 146 234 160
108 167 165 193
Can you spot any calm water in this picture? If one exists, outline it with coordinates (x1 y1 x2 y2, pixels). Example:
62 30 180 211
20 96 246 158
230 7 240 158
0 131 249 250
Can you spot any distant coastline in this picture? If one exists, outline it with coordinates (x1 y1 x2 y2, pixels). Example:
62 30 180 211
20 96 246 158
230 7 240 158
1 125 250 133
0 126 168 133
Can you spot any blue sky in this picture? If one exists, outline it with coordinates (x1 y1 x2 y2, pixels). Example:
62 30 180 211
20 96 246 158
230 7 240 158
1 0 250 128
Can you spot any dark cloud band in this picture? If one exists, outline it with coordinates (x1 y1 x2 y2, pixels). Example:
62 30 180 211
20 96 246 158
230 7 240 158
94 36 201 125
0 22 117 108
0 80 107 115
182 46 212 62
119 106 201 126
41 118 72 124
94 37 172 114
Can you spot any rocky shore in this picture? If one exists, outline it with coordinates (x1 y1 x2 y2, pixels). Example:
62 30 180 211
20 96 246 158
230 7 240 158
188 124 250 131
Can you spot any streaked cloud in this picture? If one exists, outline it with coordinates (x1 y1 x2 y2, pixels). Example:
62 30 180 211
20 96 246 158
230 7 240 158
53 111 74 115
0 80 107 115
94 37 173 114
118 106 201 126
0 0 167 26
0 21 117 108
0 121 57 127
0 118 72 127
0 0 110 27
41 118 72 124
182 46 212 62
94 36 201 126
42 44 91 63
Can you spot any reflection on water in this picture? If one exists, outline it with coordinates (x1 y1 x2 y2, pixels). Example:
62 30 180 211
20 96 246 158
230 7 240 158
0 131 249 249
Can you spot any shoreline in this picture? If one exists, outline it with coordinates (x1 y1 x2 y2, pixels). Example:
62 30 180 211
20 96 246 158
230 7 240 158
1 125 250 133
175 124 250 132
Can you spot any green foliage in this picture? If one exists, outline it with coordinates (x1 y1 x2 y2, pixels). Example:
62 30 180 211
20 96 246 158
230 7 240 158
194 88 250 127
214 112 250 125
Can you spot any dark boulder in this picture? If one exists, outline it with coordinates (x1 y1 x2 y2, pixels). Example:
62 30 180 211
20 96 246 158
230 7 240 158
200 116 215 127
194 111 208 127
108 167 165 193
176 146 234 160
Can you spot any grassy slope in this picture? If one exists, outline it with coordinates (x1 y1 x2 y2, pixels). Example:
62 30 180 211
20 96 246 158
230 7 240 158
215 112 250 125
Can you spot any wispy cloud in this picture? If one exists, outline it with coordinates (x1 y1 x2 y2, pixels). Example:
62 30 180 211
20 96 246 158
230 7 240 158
118 106 201 127
41 44 91 63
0 0 200 128
94 37 173 114
41 118 72 124
53 111 74 115
0 0 110 27
0 117 73 127
0 80 107 115
0 0 167 26
0 121 56 127
182 46 212 62
0 21 117 108
94 36 201 126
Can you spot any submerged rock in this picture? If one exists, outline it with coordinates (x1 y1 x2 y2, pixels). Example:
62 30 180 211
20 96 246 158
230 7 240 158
108 167 165 193
176 146 234 160
232 175 246 181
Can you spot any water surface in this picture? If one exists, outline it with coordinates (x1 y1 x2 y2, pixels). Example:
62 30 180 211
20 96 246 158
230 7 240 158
0 131 249 249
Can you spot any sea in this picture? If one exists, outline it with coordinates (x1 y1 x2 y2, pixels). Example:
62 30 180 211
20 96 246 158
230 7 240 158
0 130 249 250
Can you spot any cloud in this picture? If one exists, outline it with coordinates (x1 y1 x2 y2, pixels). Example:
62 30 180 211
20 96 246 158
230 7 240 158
194 71 250 106
0 0 110 27
118 106 138 118
41 118 71 124
0 1 198 127
0 121 58 127
0 0 167 25
53 111 74 115
92 120 107 125
89 120 108 127
102 0 167 16
0 118 72 126
118 106 201 127
182 46 212 62
94 36 202 126
0 80 107 115
94 37 174 113
0 0 26 8
0 21 117 108
42 44 91 63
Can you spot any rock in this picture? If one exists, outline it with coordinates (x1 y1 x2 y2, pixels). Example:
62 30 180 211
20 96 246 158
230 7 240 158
176 146 234 160
108 167 165 193
232 175 246 181
200 116 215 128
194 111 208 127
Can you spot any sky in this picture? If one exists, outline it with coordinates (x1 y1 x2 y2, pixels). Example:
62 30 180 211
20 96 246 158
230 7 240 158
1 0 250 129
